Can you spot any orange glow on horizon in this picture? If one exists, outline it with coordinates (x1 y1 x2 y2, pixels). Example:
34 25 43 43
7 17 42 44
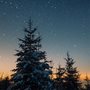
0 71 90 81
80 73 90 80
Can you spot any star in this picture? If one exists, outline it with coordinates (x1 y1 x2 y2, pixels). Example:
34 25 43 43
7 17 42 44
9 2 13 5
54 6 57 9
54 33 57 37
0 0 3 3
23 20 27 24
2 33 6 37
2 12 7 16
73 44 77 48
50 5 57 9
15 6 18 9
47 0 51 4
16 15 20 18
82 32 86 36
5 1 8 4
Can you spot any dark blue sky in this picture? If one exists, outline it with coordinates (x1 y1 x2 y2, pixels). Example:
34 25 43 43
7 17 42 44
0 0 90 77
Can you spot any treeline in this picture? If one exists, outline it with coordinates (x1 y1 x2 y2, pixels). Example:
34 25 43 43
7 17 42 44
0 19 90 90
0 64 90 90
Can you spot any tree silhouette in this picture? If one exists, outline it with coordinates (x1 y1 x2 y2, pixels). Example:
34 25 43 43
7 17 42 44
0 76 10 90
11 19 53 90
64 52 81 90
84 74 90 90
55 65 65 90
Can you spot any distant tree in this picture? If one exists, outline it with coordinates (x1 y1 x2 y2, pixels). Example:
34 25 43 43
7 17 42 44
54 65 65 90
64 52 81 90
11 19 53 90
0 76 10 90
84 74 90 90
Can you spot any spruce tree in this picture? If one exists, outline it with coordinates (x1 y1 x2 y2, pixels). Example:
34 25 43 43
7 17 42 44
84 74 90 90
64 52 81 90
55 65 65 90
11 19 53 90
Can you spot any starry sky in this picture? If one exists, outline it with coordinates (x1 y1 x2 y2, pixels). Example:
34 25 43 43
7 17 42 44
0 0 90 78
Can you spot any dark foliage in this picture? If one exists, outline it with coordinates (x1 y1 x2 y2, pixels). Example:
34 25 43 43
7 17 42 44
0 76 10 90
54 65 65 90
64 52 81 90
84 75 90 90
11 19 53 90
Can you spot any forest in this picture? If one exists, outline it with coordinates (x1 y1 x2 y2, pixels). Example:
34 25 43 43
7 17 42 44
0 19 90 90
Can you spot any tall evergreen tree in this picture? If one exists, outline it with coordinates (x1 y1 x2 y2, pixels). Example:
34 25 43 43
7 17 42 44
64 52 81 90
84 74 90 90
11 19 53 90
55 65 65 90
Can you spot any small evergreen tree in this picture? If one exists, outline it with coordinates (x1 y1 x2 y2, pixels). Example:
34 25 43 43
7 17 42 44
84 74 90 90
0 76 10 90
64 52 81 90
55 65 65 90
11 19 53 90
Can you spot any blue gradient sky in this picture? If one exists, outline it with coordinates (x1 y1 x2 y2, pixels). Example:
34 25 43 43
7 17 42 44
0 0 90 78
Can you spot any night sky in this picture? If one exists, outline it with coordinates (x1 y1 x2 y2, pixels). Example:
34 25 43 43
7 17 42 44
0 0 90 78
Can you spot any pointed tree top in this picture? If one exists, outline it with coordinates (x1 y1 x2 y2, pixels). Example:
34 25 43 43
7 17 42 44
85 73 89 81
28 18 32 30
67 51 70 59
